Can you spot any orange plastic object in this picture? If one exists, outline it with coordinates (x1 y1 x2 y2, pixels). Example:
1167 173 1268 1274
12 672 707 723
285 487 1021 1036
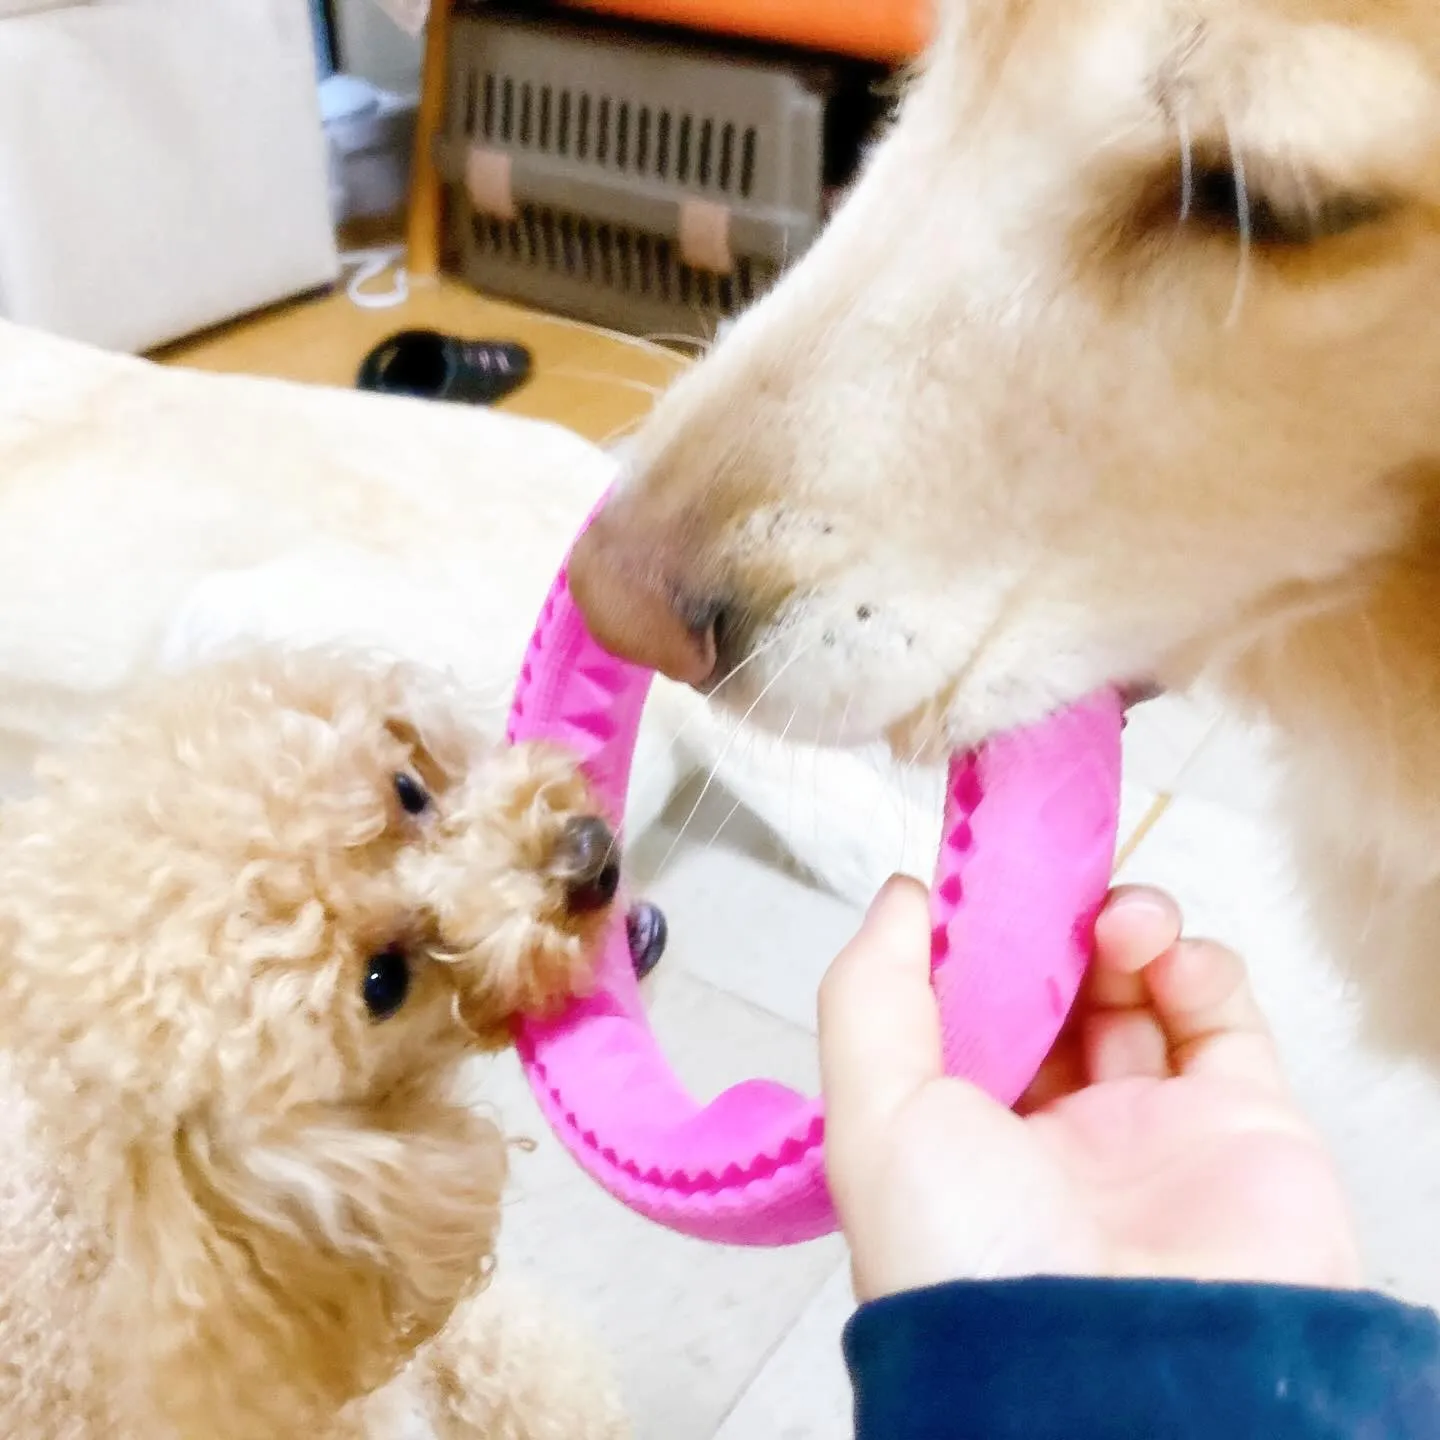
558 0 930 63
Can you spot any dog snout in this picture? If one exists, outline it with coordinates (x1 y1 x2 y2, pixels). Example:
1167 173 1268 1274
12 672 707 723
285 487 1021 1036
567 508 721 686
556 815 621 914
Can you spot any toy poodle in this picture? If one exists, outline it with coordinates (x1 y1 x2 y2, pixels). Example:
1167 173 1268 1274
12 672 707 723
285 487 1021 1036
0 646 654 1439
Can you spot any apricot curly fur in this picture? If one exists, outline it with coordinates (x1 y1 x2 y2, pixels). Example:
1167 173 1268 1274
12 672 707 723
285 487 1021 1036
0 647 628 1439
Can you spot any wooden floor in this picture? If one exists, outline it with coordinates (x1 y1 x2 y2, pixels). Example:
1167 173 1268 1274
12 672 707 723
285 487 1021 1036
160 273 690 447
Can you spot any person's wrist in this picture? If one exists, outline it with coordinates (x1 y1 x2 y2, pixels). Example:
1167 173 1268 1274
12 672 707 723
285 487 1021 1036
847 1218 1107 1300
852 1228 1365 1301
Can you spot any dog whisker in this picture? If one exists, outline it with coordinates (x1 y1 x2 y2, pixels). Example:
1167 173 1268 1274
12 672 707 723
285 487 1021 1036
897 720 944 873
596 412 650 448
698 626 792 704
546 367 669 400
1356 609 1398 956
1223 108 1253 329
1177 104 1195 225
621 627 793 822
808 711 837 854
526 308 693 368
785 703 801 864
702 792 748 855
759 702 804 872
656 638 817 876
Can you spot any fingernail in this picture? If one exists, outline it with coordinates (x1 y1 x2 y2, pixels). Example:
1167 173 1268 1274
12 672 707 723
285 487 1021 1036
864 874 926 928
1104 885 1178 923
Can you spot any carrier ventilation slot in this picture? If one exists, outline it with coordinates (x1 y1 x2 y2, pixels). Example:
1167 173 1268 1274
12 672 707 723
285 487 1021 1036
464 71 760 198
470 205 770 313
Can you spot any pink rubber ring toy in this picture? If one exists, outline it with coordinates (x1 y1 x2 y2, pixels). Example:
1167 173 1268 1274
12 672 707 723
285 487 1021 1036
508 505 1123 1247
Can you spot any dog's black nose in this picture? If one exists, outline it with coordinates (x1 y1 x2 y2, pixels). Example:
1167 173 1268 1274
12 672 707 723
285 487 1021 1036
559 816 621 914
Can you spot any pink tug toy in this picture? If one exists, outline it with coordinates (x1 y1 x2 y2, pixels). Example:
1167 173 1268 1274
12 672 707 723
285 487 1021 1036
508 509 1123 1248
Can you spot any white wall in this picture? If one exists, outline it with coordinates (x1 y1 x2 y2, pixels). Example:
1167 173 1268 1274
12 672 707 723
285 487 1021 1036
334 0 423 95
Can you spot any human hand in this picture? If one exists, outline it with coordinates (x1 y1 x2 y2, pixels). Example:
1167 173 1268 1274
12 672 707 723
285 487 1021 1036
819 877 1363 1302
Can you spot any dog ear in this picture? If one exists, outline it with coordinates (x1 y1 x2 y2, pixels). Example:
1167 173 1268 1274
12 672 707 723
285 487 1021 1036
103 1102 508 1433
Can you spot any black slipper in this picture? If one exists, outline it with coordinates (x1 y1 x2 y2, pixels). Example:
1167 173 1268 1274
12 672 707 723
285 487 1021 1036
356 329 532 405
626 901 668 981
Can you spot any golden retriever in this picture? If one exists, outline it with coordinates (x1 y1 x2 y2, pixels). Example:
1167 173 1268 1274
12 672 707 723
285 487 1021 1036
568 0 1440 1058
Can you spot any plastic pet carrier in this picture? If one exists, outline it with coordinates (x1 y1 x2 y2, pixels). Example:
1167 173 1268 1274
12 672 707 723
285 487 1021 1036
437 5 885 340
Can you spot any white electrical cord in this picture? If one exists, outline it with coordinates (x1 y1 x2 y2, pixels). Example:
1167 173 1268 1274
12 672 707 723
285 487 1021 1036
338 246 410 309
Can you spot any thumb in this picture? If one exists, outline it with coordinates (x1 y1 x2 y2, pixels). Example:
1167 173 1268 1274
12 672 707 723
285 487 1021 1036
819 876 941 1156
822 880 1079 1298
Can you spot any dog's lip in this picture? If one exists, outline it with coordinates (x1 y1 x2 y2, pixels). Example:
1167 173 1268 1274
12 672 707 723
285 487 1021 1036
879 677 1163 760
1119 680 1163 711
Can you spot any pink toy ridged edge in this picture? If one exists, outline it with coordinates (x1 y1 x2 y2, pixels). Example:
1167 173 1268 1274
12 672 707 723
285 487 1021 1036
506 580 994 1231
518 1055 835 1244
508 510 1120 1246
509 557 843 1241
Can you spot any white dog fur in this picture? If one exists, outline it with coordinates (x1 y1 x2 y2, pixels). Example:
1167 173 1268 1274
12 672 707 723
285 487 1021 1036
0 319 934 904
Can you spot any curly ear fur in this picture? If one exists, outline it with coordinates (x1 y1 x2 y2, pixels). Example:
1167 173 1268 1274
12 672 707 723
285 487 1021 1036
103 1100 507 1436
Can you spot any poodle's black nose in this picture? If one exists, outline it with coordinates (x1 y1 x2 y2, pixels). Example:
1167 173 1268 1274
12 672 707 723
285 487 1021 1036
626 901 668 980
559 816 621 914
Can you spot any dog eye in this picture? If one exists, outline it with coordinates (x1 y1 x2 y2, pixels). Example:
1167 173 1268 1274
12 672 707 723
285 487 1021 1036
363 947 411 1021
393 772 430 816
1183 164 1389 246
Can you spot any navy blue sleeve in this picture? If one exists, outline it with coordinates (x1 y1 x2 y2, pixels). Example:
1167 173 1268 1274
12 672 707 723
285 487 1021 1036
843 1277 1440 1439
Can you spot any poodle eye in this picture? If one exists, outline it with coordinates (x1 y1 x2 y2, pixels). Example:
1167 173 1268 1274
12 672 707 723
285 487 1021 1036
363 947 411 1021
393 772 430 816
